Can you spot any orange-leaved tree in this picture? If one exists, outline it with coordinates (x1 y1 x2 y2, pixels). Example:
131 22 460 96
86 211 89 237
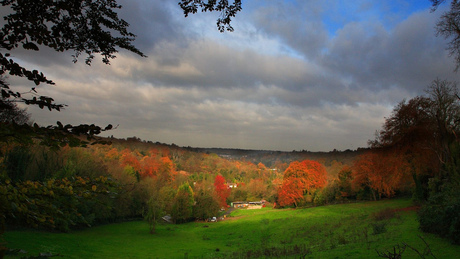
352 150 410 200
120 149 141 173
277 160 327 207
140 155 160 177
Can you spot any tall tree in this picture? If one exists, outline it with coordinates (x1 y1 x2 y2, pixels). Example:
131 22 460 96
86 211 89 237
352 151 410 200
425 78 460 167
171 182 194 224
431 0 460 70
277 176 306 207
336 165 354 199
193 189 220 221
145 196 164 234
277 160 327 207
371 79 459 184
214 174 230 207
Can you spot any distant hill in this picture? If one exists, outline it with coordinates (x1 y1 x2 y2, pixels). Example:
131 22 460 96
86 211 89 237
183 146 369 167
107 136 368 168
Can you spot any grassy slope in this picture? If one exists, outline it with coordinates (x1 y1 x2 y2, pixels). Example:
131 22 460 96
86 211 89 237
4 199 460 258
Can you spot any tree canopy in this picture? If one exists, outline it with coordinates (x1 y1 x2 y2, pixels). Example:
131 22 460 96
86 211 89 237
278 160 327 207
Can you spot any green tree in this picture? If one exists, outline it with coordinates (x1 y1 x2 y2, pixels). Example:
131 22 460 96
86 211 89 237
418 142 460 244
171 182 194 224
144 196 164 234
193 189 220 221
336 166 354 200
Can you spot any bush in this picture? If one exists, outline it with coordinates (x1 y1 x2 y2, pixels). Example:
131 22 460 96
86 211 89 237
4 146 32 182
418 148 460 245
313 182 338 206
1 176 123 232
418 188 460 244
370 221 387 235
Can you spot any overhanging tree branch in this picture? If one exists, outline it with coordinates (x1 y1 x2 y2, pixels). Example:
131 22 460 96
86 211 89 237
0 0 145 146
178 0 242 32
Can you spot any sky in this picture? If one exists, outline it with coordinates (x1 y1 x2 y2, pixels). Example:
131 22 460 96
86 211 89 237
7 0 460 152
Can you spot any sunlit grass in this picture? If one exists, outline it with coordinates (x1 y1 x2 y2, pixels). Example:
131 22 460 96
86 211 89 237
4 199 460 258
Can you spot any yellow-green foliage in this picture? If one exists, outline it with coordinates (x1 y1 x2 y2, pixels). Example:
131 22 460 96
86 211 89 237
0 176 121 232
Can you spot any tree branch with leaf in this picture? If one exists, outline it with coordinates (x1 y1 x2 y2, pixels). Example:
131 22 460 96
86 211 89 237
0 0 145 146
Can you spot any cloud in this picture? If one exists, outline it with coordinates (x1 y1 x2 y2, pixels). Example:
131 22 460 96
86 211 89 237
321 10 457 94
7 0 460 151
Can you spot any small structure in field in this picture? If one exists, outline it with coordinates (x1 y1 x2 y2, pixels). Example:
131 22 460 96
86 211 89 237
162 215 173 223
231 200 265 209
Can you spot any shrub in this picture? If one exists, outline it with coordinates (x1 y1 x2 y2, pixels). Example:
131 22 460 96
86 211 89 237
4 146 32 182
418 189 460 244
1 176 123 232
370 221 387 235
419 148 460 245
313 182 338 206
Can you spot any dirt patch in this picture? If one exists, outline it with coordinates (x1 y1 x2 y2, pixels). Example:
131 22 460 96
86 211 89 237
222 215 246 221
394 206 420 212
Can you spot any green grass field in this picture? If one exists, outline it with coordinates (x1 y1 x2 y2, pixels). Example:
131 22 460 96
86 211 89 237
4 199 460 258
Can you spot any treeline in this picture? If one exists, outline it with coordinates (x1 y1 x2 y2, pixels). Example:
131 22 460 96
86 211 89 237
0 140 282 232
0 132 363 234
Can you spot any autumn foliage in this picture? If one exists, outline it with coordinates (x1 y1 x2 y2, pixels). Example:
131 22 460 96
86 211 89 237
278 160 327 207
352 151 411 200
214 175 231 207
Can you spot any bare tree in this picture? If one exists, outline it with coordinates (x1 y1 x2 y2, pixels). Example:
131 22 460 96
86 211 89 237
425 78 460 165
431 0 460 70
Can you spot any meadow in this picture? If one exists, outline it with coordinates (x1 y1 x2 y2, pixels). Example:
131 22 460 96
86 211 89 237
4 199 460 258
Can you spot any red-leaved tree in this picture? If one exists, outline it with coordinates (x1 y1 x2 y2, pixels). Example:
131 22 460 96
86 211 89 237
214 175 231 207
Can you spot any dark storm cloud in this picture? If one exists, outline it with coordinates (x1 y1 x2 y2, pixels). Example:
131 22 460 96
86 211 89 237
116 0 187 52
